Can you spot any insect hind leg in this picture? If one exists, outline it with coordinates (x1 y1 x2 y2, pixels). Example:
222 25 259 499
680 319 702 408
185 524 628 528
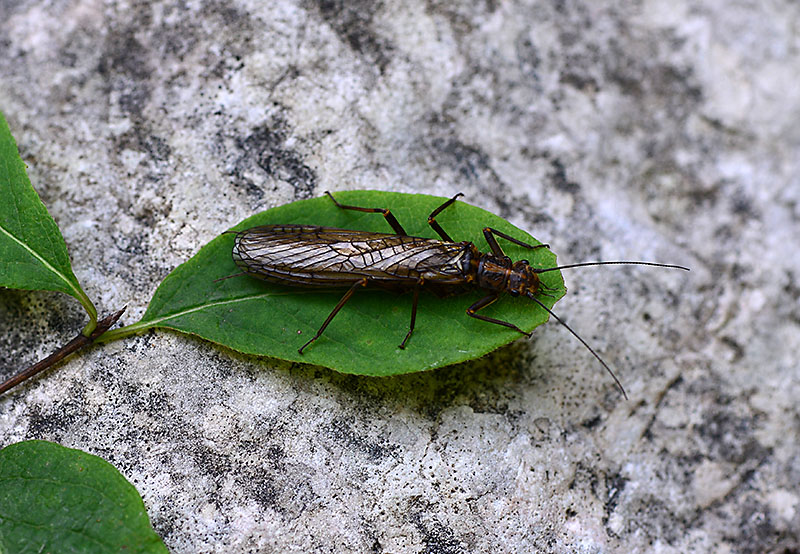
399 278 423 349
325 191 407 235
298 277 369 354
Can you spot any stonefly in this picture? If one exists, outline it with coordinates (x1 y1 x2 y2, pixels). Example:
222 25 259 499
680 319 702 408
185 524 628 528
230 192 689 398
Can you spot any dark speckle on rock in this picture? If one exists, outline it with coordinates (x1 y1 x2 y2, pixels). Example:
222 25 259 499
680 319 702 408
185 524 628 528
312 0 395 74
230 120 318 200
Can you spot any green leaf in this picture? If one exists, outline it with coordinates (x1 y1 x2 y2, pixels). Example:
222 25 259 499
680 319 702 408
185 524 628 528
0 111 97 327
104 191 565 376
0 440 167 553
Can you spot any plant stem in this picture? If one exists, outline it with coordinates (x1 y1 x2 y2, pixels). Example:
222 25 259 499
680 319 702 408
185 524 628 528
0 307 126 396
77 288 99 336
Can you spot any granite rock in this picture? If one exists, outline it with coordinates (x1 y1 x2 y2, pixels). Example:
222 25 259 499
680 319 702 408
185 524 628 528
1 1 798 552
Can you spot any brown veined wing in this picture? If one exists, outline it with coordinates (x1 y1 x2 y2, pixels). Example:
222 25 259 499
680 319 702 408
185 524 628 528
232 225 472 287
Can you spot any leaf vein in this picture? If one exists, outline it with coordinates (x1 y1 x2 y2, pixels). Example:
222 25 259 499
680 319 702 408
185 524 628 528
0 222 80 299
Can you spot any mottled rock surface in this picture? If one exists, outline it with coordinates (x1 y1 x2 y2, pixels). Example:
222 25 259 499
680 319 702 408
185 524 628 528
1 1 798 552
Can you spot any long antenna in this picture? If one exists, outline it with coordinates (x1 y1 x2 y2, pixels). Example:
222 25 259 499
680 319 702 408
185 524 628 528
528 294 628 400
536 261 690 273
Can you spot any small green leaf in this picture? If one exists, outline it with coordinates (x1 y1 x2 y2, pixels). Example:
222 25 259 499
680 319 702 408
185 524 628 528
0 440 167 553
0 112 97 327
104 191 565 376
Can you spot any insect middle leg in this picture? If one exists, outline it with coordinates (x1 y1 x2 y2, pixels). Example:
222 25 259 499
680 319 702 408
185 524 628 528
298 278 369 354
466 293 532 337
325 192 407 235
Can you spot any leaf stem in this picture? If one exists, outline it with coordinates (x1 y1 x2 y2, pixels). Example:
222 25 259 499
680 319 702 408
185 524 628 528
94 320 154 343
80 317 98 337
0 307 126 396
78 290 99 336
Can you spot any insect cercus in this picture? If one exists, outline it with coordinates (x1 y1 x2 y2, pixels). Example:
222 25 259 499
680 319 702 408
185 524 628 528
230 192 688 398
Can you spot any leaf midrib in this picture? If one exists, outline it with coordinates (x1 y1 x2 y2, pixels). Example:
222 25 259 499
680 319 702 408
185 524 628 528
0 222 80 299
102 291 300 339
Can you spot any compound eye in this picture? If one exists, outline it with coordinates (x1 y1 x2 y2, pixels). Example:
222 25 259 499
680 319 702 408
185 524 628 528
508 289 520 297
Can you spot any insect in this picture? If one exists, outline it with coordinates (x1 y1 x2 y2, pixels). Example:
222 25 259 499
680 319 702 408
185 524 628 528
231 192 689 398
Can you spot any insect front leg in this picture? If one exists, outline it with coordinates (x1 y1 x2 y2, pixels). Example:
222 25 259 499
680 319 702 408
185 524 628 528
466 293 532 337
325 192 408 235
426 192 464 242
299 278 369 354
482 228 550 258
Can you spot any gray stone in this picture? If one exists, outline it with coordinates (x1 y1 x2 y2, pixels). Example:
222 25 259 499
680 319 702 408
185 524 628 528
1 0 798 552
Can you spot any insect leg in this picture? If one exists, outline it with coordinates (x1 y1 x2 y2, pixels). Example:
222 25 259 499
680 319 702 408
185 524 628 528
325 191 407 235
298 278 369 354
427 192 464 242
466 293 532 337
399 279 423 349
483 228 550 258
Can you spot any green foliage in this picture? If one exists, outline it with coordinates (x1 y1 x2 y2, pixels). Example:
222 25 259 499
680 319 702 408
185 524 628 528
104 191 566 376
0 112 97 327
0 441 167 553
0 113 563 553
